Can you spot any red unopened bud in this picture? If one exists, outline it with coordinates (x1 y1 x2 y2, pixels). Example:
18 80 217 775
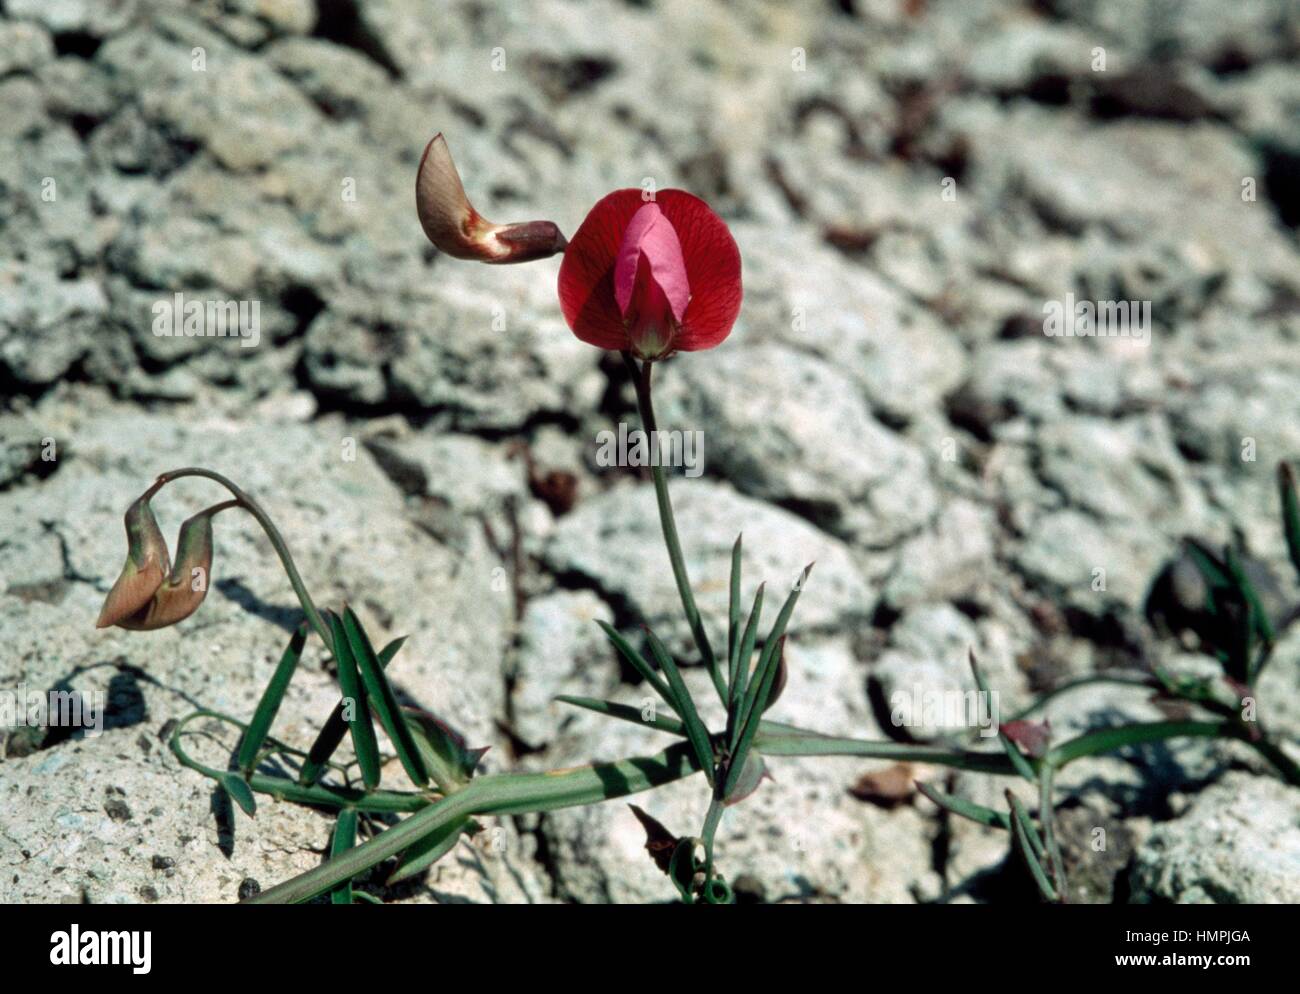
415 133 567 264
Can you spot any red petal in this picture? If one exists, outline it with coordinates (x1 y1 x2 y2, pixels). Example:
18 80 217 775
559 189 742 353
656 191 742 351
558 189 644 350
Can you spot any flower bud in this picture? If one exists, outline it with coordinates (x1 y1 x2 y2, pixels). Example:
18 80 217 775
415 133 567 263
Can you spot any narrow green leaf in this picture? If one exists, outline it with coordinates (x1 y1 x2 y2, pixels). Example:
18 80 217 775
1280 463 1300 584
1005 791 1047 862
728 583 765 715
387 816 475 885
1039 763 1068 896
330 808 358 905
644 628 715 787
596 620 680 715
726 534 742 698
299 635 405 785
1184 539 1233 596
1225 547 1275 642
762 642 788 713
915 781 1010 830
330 611 381 790
554 695 687 737
221 773 257 817
1047 719 1225 767
403 708 487 792
1006 790 1056 902
343 607 429 788
1220 546 1255 684
733 566 809 748
724 635 787 797
238 622 308 777
970 650 1036 781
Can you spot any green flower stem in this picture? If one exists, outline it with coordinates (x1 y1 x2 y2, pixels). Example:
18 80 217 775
622 352 726 704
155 467 333 649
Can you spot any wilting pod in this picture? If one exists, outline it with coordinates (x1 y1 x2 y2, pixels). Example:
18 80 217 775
415 133 567 263
97 492 237 631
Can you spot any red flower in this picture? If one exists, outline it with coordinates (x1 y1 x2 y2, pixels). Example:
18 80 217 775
558 190 742 360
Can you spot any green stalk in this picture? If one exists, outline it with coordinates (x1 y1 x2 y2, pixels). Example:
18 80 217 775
1243 732 1300 786
248 741 705 904
1038 763 1068 898
179 706 1288 903
752 728 1016 773
170 710 432 814
700 796 725 881
622 352 726 704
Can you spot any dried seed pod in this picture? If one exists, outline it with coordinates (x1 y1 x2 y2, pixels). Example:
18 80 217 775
415 133 567 263
96 488 170 629
97 493 236 632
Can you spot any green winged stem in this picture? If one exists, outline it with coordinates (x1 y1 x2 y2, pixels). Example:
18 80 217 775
247 740 706 904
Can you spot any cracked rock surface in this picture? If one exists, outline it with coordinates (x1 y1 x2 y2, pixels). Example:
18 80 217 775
1 0 1298 903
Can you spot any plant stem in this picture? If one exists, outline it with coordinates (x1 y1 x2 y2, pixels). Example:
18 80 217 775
1038 763 1068 900
216 710 1292 902
248 741 706 903
170 710 431 814
621 352 726 704
752 728 1017 773
155 467 332 648
1244 732 1300 786
700 796 725 880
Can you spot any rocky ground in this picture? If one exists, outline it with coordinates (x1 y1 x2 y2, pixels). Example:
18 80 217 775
1 0 1299 903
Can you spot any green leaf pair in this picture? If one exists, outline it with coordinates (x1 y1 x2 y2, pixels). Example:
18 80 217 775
326 607 430 790
1183 539 1274 685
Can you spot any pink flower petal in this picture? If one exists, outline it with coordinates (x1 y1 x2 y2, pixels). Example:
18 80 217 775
613 203 690 324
